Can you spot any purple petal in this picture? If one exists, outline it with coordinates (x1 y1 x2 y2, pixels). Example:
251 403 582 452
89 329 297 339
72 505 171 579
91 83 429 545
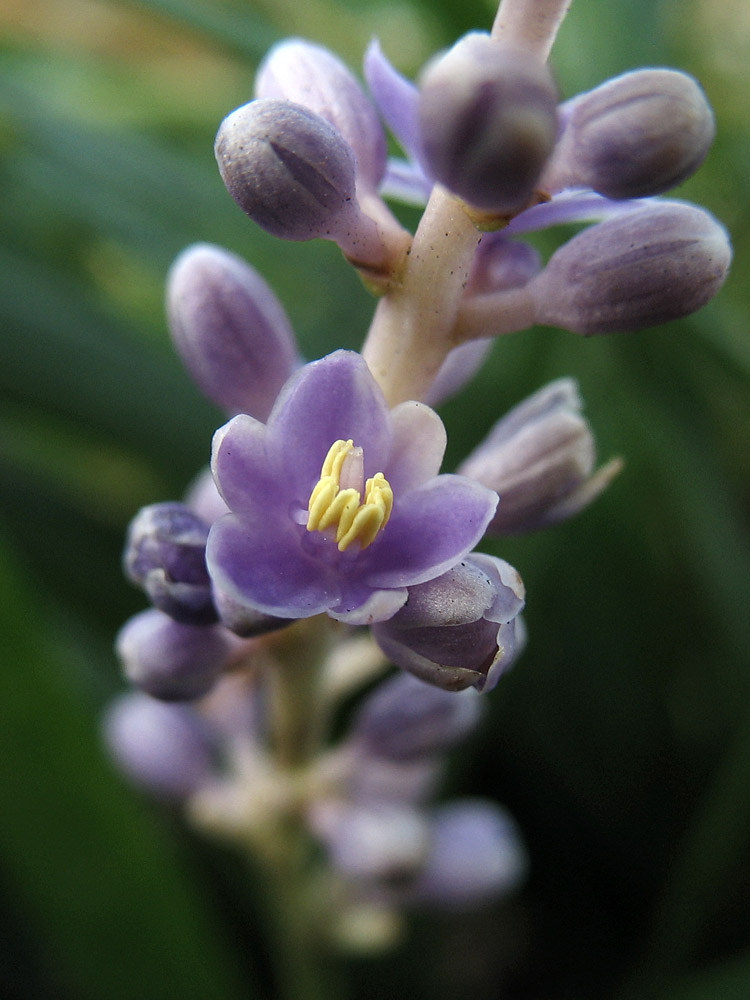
329 583 408 625
386 401 446 494
207 512 339 618
361 475 498 588
364 39 423 164
379 158 432 205
211 414 279 514
505 190 651 235
266 351 392 495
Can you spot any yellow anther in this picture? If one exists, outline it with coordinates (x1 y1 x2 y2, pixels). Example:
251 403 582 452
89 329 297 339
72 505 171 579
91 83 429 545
306 441 393 551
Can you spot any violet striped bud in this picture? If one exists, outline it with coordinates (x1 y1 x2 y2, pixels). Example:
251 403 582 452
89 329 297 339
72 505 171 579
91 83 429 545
215 99 386 264
547 70 715 199
372 554 525 693
409 800 527 908
167 244 298 420
418 33 558 214
349 672 482 762
116 609 239 702
103 692 215 800
457 379 622 534
124 503 215 624
528 203 731 334
255 39 387 193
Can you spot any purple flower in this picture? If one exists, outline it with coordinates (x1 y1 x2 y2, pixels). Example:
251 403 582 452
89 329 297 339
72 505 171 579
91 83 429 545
206 351 498 625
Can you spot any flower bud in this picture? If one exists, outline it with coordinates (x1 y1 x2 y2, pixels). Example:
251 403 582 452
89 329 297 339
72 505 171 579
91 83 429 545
528 203 731 334
418 33 558 214
409 800 527 908
350 672 483 762
124 503 215 624
457 378 622 533
467 235 541 295
215 99 386 263
167 244 298 420
255 39 387 192
372 554 525 693
116 609 238 701
103 692 214 800
423 339 492 407
309 800 429 880
548 70 715 199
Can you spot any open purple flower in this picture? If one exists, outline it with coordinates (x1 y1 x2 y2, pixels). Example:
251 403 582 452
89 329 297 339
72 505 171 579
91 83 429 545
206 351 497 625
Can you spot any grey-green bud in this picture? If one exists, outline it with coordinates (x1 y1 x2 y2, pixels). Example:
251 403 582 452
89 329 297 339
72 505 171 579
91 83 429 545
548 69 715 199
418 33 558 215
529 203 731 335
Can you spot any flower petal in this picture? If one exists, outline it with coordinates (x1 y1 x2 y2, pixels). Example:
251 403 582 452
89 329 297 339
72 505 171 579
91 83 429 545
206 512 339 618
211 414 279 514
361 475 498 588
364 39 423 164
386 401 446 494
266 351 392 495
329 583 408 625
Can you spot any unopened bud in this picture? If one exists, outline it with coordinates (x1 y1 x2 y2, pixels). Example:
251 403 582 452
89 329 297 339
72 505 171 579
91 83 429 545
215 99 386 263
547 70 715 199
116 609 238 702
372 554 525 693
256 39 387 193
528 203 731 334
418 33 558 214
458 379 621 533
409 800 527 908
467 235 541 295
350 672 482 762
103 692 214 800
309 800 429 880
167 244 298 420
124 503 215 624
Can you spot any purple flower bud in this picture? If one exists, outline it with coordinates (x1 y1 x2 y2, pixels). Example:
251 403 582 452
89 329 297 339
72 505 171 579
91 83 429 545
457 379 622 533
372 554 526 693
467 235 541 295
418 33 558 214
409 800 527 908
116 609 238 701
215 99 386 264
528 202 731 334
103 692 215 800
211 582 291 638
548 70 715 199
423 339 492 407
350 672 482 762
255 39 387 193
166 244 299 420
309 800 429 880
123 502 216 624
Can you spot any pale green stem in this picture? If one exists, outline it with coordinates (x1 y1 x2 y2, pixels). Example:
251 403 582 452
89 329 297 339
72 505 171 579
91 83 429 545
492 0 573 60
453 285 537 341
361 0 574 404
361 185 482 405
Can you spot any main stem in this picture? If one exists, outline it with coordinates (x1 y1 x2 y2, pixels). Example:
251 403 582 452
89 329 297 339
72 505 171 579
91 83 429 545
361 0 573 405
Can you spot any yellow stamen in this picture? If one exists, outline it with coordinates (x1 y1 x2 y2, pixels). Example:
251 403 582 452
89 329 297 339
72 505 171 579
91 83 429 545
306 440 393 551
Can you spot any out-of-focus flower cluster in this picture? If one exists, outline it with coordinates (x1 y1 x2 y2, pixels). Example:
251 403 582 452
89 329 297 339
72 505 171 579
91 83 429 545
106 10 730 947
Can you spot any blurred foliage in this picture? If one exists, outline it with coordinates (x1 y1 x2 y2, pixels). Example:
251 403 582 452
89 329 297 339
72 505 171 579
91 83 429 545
1 0 749 997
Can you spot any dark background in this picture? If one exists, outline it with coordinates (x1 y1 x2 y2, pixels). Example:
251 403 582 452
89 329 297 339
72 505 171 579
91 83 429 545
2 0 749 997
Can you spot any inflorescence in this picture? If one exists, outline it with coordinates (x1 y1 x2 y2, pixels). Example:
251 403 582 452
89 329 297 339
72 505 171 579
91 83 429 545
105 0 731 953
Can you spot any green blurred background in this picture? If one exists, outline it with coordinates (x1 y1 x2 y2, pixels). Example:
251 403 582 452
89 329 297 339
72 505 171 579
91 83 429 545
1 0 748 997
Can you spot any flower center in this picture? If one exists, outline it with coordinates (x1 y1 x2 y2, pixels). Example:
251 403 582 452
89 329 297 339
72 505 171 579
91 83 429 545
306 439 393 552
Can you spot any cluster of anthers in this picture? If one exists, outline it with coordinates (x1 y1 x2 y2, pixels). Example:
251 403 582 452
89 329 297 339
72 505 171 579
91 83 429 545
105 0 731 951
